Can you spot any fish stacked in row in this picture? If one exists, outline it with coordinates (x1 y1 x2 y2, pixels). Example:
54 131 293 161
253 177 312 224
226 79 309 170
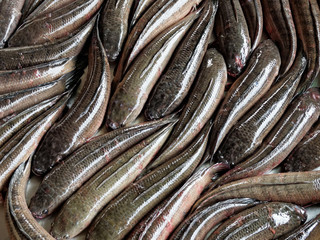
1 0 320 239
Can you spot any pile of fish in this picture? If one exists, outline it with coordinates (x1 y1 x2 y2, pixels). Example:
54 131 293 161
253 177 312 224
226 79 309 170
1 0 320 239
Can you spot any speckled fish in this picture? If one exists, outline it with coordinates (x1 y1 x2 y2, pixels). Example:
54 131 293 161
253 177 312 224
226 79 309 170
0 72 76 120
8 160 55 240
215 0 251 76
107 12 198 129
32 24 111 175
193 171 320 211
0 94 68 191
144 1 217 120
208 202 306 240
239 0 263 51
0 17 95 70
209 39 281 156
170 198 260 240
130 0 157 27
29 116 176 218
215 88 320 186
214 48 307 166
8 0 103 47
290 0 320 93
113 0 203 86
86 122 211 240
50 124 174 239
0 57 76 95
261 0 297 75
283 120 320 172
279 213 320 240
0 94 60 147
129 163 228 240
99 0 135 61
147 48 227 169
0 0 25 47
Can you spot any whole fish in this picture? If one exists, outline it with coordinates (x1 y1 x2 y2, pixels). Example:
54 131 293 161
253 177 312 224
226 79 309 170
0 58 76 95
8 160 54 240
8 0 103 47
147 48 227 169
279 213 320 240
0 95 60 147
283 120 320 172
99 0 135 61
106 12 197 129
0 17 95 70
214 87 320 185
29 117 176 218
193 171 320 211
130 0 157 27
208 202 306 240
50 124 173 239
145 0 217 120
129 163 228 240
0 72 76 120
215 0 251 76
214 49 307 166
32 23 111 175
261 0 297 75
0 94 68 191
290 0 320 93
86 123 211 240
170 198 260 240
240 0 263 51
0 0 25 47
209 39 281 156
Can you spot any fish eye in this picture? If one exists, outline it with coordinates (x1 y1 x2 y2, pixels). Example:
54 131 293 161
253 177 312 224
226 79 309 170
42 209 48 215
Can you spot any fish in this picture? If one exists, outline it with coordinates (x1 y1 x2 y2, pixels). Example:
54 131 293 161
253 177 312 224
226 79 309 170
207 202 306 240
32 22 111 175
147 47 227 169
50 124 174 239
106 12 198 129
144 0 217 119
130 0 157 27
29 116 176 218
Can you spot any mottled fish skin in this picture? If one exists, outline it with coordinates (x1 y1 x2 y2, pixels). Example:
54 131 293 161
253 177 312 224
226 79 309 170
0 0 25 47
239 0 263 51
214 88 320 186
0 72 75 120
8 160 55 240
290 0 320 94
193 171 320 211
279 213 320 240
0 58 76 95
32 23 111 176
208 202 306 240
131 163 228 240
283 120 320 172
50 124 174 239
215 0 251 76
147 48 227 169
29 117 176 218
107 12 198 129
0 95 60 147
209 39 281 156
0 17 95 70
130 0 157 27
86 123 211 240
214 48 307 166
170 198 260 240
0 94 68 191
8 0 103 47
145 0 217 119
262 0 297 76
99 0 135 61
